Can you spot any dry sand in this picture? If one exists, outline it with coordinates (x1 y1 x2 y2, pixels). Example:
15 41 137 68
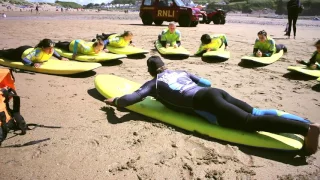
0 10 320 180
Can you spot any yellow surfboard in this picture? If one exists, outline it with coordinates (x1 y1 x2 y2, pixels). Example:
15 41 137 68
106 46 149 55
155 40 190 57
241 50 283 64
95 74 304 151
55 48 126 62
0 58 101 75
202 44 230 60
287 65 320 77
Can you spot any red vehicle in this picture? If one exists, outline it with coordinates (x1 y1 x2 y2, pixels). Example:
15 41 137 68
139 0 203 27
206 9 226 25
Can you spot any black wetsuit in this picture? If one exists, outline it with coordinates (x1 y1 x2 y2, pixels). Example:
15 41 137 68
287 0 300 37
113 70 309 135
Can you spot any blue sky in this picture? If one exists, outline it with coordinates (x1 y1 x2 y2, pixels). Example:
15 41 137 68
27 0 112 5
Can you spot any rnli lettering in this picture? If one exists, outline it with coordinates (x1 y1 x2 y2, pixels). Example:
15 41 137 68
157 10 175 17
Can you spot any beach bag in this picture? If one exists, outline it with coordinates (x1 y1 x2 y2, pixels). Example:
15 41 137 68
0 69 27 146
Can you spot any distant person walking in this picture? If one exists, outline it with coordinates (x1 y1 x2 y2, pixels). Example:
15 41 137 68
35 5 39 14
286 0 301 39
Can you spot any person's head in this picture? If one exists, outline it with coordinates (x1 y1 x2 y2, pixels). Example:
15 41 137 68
92 37 104 53
168 22 176 33
315 40 320 53
120 31 133 42
35 39 55 54
147 56 166 77
200 34 211 45
257 30 267 42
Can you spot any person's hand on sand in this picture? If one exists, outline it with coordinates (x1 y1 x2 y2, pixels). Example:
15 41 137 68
104 98 115 106
206 48 211 52
61 57 69 61
33 63 41 68
104 49 109 53
166 43 170 48
256 50 262 57
173 44 178 48
310 64 317 70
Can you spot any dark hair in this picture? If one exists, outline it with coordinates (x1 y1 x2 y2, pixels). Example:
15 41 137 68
120 31 133 37
315 40 320 46
257 30 267 36
147 56 166 76
35 39 55 48
149 66 167 77
201 34 211 44
93 37 104 47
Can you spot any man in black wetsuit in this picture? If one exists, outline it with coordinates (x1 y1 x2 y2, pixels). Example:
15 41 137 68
104 56 320 155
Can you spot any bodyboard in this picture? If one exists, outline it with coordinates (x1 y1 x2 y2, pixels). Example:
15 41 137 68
95 74 304 151
155 40 190 57
202 44 230 60
241 50 284 64
55 48 126 62
106 46 149 55
0 58 101 75
287 65 320 77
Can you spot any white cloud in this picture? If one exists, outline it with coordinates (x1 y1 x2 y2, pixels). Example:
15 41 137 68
27 0 112 5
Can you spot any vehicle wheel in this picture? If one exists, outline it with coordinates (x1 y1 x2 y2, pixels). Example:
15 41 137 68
178 15 191 27
199 15 206 24
190 21 198 27
220 18 226 25
154 20 163 26
142 14 153 25
212 16 221 24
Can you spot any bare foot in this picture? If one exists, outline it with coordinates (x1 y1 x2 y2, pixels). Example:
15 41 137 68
304 123 320 155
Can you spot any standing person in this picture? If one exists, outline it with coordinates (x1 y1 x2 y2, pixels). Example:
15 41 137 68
158 22 181 48
35 5 39 14
286 0 301 39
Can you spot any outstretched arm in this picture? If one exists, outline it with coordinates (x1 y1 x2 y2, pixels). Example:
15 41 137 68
105 80 156 107
188 73 211 87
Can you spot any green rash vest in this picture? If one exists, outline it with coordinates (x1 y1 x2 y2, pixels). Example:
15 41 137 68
253 37 276 56
69 40 95 55
195 34 228 55
107 34 130 48
310 51 320 64
160 29 181 46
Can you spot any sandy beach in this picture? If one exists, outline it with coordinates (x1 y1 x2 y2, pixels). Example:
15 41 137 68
0 9 319 180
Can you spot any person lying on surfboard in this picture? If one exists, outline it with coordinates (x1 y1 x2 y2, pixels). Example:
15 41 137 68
253 30 287 57
296 40 320 70
195 34 228 56
55 38 105 60
0 39 68 68
104 55 320 155
158 22 181 48
94 31 135 52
